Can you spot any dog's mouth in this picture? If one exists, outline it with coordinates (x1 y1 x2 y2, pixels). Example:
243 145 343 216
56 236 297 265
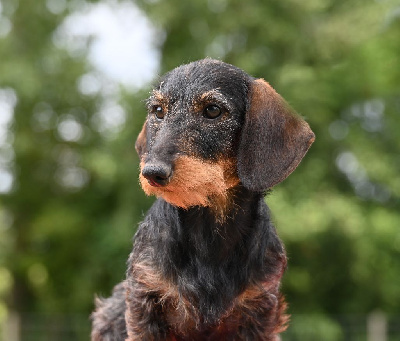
147 175 171 187
139 156 239 216
147 178 163 187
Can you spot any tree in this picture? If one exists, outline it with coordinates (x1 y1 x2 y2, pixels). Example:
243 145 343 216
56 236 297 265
0 0 152 316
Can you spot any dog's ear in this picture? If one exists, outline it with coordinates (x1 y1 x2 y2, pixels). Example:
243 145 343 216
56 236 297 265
135 121 147 159
238 79 315 191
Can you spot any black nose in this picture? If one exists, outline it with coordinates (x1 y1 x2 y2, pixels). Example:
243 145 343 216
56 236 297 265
142 163 172 187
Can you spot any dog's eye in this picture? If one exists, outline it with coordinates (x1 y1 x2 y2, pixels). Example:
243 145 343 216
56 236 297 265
203 105 221 119
153 106 165 120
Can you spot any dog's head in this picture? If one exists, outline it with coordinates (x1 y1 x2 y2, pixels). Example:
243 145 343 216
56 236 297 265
136 59 314 213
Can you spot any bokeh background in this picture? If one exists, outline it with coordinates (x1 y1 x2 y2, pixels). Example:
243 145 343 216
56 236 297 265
0 0 399 340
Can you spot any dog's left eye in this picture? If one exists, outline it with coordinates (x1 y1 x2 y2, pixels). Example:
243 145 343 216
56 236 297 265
153 106 165 120
203 105 221 119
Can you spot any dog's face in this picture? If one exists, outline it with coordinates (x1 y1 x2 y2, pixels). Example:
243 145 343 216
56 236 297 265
143 59 250 161
136 59 314 214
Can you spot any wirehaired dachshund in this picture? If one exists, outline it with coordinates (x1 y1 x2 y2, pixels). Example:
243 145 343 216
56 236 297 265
91 58 315 340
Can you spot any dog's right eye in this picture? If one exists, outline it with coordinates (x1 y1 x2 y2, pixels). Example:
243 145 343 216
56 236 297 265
203 105 221 119
153 106 165 120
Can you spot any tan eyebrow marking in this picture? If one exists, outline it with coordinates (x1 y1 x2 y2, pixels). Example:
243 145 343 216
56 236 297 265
147 90 169 110
199 89 224 101
195 89 233 113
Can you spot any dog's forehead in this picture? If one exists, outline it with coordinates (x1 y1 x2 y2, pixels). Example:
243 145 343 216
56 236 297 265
152 59 251 104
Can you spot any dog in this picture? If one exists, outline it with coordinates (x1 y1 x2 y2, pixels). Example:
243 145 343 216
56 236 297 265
91 58 315 340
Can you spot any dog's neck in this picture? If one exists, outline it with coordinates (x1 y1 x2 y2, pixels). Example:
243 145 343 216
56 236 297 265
157 185 282 270
178 186 265 257
150 185 285 323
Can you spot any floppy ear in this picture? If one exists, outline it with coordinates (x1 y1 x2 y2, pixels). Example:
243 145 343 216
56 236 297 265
238 79 315 191
135 120 147 159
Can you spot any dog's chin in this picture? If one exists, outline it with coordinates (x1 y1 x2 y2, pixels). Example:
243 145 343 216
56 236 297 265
139 156 239 218
141 182 222 209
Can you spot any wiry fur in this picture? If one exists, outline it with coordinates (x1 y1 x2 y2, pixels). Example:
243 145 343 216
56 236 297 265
91 283 128 341
139 156 239 219
91 58 314 340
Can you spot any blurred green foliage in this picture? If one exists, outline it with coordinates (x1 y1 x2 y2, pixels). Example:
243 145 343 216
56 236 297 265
0 0 399 334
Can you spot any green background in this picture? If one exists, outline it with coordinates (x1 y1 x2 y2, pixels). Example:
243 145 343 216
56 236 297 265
0 0 399 339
